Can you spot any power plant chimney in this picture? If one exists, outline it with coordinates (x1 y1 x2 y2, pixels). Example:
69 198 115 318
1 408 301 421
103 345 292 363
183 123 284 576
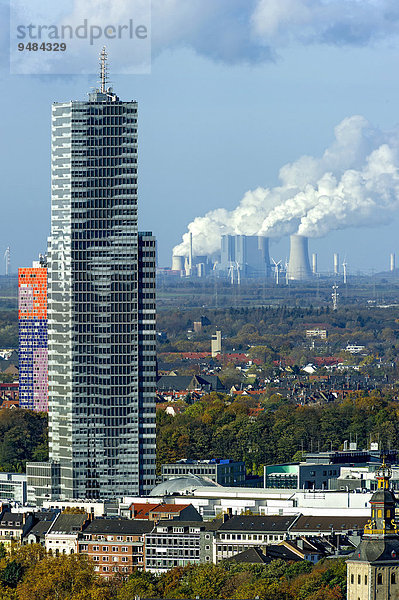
312 253 317 275
287 235 312 281
390 253 396 272
189 232 193 271
333 253 339 275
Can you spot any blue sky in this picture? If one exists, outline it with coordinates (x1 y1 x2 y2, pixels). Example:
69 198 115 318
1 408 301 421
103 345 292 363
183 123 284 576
2 0 399 274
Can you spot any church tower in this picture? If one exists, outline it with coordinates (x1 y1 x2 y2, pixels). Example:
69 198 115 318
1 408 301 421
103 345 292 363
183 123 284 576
347 460 399 599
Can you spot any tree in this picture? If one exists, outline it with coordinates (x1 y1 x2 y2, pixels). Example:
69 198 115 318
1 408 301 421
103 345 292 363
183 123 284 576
117 570 158 600
17 554 113 600
0 561 23 588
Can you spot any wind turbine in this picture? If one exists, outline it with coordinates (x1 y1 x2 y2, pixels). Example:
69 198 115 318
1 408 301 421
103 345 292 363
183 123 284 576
228 264 234 285
271 258 282 285
235 262 241 286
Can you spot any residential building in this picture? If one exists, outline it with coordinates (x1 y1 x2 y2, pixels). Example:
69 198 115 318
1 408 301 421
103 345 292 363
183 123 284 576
0 512 34 547
146 503 201 522
156 374 226 394
290 515 368 537
78 518 153 576
162 459 246 487
214 515 298 562
25 512 57 546
29 52 156 500
145 520 221 573
45 513 90 555
18 258 48 411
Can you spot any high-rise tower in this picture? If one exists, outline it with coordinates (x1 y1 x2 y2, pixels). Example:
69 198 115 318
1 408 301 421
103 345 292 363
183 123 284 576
18 256 48 412
43 50 156 500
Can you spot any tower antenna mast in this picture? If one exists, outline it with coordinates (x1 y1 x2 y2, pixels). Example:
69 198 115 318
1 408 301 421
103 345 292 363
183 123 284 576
99 47 109 93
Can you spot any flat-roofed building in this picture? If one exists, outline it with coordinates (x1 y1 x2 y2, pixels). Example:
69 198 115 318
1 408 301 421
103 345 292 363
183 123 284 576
145 520 221 573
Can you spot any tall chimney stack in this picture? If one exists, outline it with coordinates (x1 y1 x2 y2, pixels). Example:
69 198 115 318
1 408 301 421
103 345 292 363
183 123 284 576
334 253 339 275
312 253 317 275
189 232 193 271
390 253 395 272
287 235 312 281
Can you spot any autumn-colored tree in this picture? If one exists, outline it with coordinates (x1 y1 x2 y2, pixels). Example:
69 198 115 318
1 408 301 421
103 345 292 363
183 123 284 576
117 570 158 600
17 554 113 600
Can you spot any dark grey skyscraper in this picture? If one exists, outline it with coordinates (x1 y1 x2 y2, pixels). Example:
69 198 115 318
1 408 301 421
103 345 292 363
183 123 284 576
41 51 157 500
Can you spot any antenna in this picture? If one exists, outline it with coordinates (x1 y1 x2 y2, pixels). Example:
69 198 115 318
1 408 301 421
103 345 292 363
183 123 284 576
332 284 339 311
271 258 282 285
99 47 109 93
4 247 10 276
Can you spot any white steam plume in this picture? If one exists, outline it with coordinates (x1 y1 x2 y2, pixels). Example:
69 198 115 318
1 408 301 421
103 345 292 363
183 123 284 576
173 116 399 257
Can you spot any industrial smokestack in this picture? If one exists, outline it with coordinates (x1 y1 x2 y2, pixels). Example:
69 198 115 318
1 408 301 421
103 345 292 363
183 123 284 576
172 255 184 271
189 232 193 270
287 235 312 281
334 253 339 275
390 253 396 272
312 253 317 275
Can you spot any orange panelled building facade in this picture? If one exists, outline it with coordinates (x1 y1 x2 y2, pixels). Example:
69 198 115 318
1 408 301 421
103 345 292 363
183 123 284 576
18 261 48 411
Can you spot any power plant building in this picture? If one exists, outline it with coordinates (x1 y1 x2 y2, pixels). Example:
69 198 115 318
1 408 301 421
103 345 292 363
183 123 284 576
220 235 271 278
18 258 48 411
287 235 312 281
28 54 156 501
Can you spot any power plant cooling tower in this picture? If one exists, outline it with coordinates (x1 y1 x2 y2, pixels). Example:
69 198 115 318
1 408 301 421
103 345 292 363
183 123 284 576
172 255 184 271
287 235 312 281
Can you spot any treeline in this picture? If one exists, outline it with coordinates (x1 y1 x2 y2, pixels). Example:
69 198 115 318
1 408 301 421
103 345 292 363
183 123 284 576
0 409 48 472
157 391 399 473
157 305 399 357
0 544 346 600
0 311 18 349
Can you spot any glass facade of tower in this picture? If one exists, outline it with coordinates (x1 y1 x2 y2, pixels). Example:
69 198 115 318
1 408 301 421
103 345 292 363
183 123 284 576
48 88 156 499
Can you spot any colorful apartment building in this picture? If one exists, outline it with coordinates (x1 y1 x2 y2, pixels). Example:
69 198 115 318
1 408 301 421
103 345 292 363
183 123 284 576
18 257 48 411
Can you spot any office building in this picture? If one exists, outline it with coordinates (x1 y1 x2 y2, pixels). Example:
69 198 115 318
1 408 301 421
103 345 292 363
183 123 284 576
29 50 156 501
18 257 48 411
145 520 219 573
